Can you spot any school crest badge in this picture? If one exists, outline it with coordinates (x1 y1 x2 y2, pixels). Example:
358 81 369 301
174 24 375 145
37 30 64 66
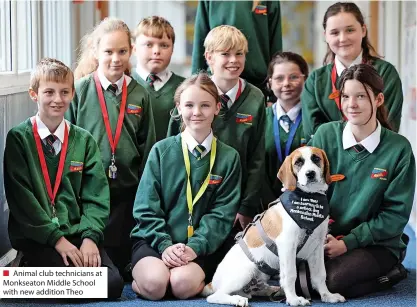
236 113 253 125
127 104 142 115
254 4 267 15
300 138 307 146
371 168 388 180
209 174 223 185
69 161 83 172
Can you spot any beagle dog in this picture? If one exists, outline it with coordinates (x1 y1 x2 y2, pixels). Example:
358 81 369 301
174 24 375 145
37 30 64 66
201 147 346 306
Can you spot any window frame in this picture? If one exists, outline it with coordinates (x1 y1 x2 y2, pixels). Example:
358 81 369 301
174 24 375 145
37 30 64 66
0 1 73 96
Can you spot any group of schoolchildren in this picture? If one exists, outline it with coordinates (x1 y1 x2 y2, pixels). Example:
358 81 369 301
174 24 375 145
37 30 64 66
3 1 415 302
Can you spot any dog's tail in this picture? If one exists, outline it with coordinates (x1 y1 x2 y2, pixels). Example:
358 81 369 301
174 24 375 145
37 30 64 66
200 282 215 297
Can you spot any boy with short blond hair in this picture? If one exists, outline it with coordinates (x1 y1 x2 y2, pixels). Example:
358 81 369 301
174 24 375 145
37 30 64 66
169 25 266 232
4 58 123 299
132 16 185 141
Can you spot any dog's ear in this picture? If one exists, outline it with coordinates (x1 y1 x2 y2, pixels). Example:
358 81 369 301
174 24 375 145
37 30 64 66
320 149 332 185
278 153 297 191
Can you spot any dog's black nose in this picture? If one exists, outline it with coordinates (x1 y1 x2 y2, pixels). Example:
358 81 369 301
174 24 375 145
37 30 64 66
306 171 316 180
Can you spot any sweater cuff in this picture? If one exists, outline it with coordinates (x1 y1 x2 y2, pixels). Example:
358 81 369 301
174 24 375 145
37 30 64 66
47 229 65 247
158 239 173 254
81 230 101 245
187 241 203 257
341 233 359 251
238 203 257 218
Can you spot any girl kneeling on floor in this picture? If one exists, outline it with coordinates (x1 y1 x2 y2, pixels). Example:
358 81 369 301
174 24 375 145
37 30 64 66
130 72 242 300
310 64 415 298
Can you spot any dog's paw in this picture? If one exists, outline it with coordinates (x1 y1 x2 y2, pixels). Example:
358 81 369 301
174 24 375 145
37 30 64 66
286 296 311 306
231 295 249 307
321 292 346 303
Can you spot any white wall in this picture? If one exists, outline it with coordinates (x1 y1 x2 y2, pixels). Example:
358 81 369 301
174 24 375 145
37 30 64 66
109 0 187 74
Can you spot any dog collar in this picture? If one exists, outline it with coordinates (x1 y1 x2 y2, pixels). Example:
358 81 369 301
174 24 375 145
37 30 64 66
280 188 329 232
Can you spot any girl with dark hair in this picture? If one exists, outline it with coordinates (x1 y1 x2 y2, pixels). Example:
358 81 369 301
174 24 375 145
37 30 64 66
302 2 403 141
263 52 309 206
310 64 415 298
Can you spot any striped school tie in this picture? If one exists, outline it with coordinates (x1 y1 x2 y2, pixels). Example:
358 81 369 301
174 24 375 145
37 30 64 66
280 115 293 129
43 134 57 155
353 144 366 153
146 73 159 89
193 145 206 160
220 94 230 111
108 83 118 95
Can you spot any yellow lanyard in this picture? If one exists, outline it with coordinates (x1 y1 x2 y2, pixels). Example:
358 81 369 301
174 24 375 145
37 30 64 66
181 135 217 238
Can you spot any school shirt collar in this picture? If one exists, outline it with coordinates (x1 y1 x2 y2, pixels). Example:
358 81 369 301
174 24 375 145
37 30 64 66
274 101 301 122
335 50 363 76
181 129 213 159
212 77 246 108
35 114 69 143
343 121 381 153
135 66 172 91
97 69 132 96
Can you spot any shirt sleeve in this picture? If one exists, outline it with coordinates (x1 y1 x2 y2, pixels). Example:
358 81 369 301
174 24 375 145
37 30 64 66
137 92 156 173
131 146 173 254
191 0 210 74
4 130 65 247
268 1 283 56
380 63 403 132
238 100 266 217
301 72 327 143
78 134 111 245
342 148 416 251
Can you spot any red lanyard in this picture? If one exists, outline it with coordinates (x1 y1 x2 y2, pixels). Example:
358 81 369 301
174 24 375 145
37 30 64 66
329 64 341 110
93 72 127 156
32 118 69 211
330 59 366 112
235 79 242 101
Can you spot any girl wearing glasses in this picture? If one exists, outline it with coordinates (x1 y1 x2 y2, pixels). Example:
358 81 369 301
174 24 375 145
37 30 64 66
301 2 403 142
262 51 309 207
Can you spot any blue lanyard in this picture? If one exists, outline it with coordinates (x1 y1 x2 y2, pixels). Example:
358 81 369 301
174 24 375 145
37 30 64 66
273 111 302 163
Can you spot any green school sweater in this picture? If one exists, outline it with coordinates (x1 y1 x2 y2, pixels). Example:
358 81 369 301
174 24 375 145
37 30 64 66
263 106 305 206
4 119 110 249
310 122 416 259
167 83 266 217
131 134 242 256
301 58 403 141
65 74 156 201
191 0 282 88
131 69 185 142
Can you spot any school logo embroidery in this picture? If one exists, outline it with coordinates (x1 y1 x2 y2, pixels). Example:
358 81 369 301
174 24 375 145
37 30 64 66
127 104 142 115
209 175 223 185
254 4 267 15
371 168 388 180
69 161 83 172
236 113 253 125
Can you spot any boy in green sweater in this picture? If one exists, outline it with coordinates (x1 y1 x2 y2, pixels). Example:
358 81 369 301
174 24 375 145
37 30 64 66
66 18 156 280
131 16 185 141
4 58 123 299
192 0 282 98
131 72 241 300
169 25 265 231
310 64 415 298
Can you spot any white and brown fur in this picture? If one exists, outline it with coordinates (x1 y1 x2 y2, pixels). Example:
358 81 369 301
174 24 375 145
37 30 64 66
201 147 346 306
